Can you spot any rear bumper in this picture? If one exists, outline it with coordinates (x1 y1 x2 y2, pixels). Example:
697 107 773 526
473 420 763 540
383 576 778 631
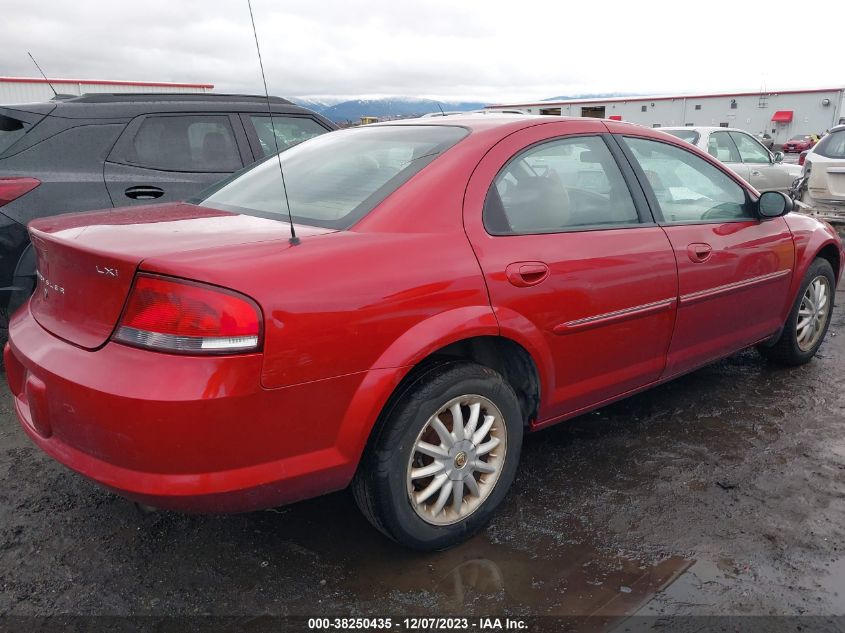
5 305 373 512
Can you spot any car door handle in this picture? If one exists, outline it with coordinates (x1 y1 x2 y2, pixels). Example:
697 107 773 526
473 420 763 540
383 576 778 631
506 262 549 287
124 186 164 200
687 243 712 263
751 170 762 176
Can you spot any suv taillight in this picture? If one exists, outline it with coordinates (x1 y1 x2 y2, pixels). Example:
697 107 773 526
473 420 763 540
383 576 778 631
113 274 262 354
0 178 40 207
798 151 807 166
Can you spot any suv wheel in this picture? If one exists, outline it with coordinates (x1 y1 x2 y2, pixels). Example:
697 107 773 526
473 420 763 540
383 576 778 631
353 362 523 550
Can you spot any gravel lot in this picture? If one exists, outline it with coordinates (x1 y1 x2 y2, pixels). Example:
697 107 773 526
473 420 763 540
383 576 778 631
1 237 844 631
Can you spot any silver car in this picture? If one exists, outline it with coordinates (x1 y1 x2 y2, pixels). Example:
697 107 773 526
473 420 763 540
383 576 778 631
662 126 801 193
797 124 845 222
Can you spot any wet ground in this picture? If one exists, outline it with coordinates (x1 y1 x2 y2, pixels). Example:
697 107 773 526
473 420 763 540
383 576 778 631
1 277 844 630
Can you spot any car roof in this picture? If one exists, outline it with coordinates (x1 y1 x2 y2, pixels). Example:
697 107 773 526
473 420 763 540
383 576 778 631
660 126 748 133
5 93 325 120
372 113 643 133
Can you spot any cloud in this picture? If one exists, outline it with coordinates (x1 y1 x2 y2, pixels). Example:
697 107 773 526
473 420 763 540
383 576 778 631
1 0 842 103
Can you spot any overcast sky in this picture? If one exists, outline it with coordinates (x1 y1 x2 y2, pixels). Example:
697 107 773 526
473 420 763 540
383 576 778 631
2 0 842 104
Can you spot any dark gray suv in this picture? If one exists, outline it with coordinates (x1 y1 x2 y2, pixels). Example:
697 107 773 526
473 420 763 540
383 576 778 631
0 93 337 320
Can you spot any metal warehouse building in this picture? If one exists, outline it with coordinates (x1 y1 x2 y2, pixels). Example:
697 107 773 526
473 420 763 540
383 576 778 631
487 88 845 145
0 77 214 104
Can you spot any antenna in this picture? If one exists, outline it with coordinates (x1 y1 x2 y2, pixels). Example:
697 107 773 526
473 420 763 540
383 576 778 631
246 0 299 245
27 52 58 99
436 102 445 116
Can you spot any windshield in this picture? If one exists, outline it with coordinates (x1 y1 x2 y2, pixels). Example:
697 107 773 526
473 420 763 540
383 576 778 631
664 129 700 145
789 135 810 141
198 125 468 229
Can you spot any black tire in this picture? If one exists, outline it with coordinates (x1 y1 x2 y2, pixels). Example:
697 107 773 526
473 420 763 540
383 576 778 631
352 362 523 551
758 258 835 366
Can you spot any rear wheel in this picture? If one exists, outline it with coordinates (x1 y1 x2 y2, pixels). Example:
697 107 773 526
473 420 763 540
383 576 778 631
758 258 835 365
352 362 523 550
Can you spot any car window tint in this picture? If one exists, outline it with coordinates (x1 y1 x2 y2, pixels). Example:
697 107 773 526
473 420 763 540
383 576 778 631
130 115 242 172
730 132 770 164
484 135 639 235
623 137 750 223
814 130 845 159
706 131 741 163
249 115 328 156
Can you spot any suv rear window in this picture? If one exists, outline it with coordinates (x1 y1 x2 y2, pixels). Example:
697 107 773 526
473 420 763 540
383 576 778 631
814 130 845 159
197 125 468 229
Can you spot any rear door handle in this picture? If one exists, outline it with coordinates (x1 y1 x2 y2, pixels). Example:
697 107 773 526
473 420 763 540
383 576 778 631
124 186 164 200
687 243 712 263
506 262 549 287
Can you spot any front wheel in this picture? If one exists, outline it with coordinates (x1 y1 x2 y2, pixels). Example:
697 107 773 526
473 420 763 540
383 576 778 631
352 362 523 550
758 258 835 365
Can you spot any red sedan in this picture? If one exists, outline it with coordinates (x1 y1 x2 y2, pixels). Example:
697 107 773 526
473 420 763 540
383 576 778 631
782 134 817 153
6 116 843 550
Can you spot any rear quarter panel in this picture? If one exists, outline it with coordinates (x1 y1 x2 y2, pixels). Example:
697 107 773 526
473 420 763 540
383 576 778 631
0 123 125 224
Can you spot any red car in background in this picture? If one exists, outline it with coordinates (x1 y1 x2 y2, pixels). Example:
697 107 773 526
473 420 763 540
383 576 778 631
783 134 817 153
5 116 843 550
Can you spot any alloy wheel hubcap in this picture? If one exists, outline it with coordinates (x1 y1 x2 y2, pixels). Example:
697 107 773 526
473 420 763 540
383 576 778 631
796 275 831 352
407 394 506 526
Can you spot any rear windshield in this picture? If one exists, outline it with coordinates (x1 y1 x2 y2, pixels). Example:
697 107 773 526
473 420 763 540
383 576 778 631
197 125 468 229
0 112 36 155
664 129 700 145
813 130 845 159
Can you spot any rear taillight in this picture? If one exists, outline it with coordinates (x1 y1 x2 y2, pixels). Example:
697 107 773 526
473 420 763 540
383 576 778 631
798 152 807 166
0 178 40 207
114 274 262 354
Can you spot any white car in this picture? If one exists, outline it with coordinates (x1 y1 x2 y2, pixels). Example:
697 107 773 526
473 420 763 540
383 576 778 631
662 126 801 193
797 124 845 222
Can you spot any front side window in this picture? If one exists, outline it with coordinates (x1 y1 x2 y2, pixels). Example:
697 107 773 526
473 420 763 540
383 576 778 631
484 135 639 235
730 132 770 164
249 115 328 156
814 130 845 159
199 125 468 229
706 131 741 163
130 115 242 172
622 136 750 223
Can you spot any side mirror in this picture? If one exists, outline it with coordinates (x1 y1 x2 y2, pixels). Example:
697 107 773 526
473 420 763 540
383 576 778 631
758 190 793 218
773 151 784 163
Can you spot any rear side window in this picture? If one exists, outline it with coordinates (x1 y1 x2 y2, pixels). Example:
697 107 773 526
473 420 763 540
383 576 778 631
198 125 468 229
706 131 741 163
0 113 35 155
622 136 750 223
484 135 639 235
129 115 242 172
249 115 328 156
814 130 845 159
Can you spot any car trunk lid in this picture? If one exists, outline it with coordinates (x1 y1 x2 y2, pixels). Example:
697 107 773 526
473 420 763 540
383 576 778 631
28 203 334 349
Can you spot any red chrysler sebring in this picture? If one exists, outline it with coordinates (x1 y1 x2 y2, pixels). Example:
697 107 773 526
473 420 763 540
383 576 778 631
5 116 843 550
